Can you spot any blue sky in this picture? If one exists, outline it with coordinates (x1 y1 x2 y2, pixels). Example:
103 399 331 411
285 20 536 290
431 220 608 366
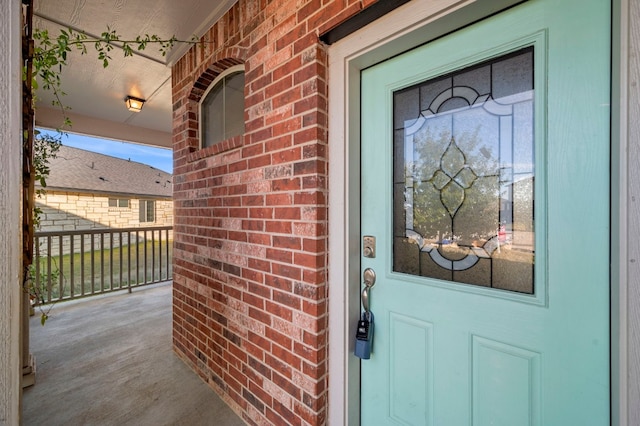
38 129 173 174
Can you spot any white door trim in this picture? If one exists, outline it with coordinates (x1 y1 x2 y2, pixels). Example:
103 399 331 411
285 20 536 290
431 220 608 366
612 0 639 424
326 0 629 423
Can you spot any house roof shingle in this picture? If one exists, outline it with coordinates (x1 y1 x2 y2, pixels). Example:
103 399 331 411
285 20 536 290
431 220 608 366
40 144 172 198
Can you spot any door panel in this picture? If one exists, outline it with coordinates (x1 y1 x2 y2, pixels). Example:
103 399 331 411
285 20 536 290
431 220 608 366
388 313 433 425
471 335 541 425
359 0 610 425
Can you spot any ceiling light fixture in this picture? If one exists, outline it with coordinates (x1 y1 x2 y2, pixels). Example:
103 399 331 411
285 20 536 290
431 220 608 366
125 95 145 112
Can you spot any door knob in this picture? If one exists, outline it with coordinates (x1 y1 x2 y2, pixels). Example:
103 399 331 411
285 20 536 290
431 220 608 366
361 268 376 313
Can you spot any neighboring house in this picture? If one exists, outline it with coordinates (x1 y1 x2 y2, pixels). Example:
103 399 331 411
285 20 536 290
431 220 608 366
36 144 173 232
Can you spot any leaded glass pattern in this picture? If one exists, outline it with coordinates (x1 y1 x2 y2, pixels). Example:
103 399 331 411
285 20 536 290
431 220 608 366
393 47 535 294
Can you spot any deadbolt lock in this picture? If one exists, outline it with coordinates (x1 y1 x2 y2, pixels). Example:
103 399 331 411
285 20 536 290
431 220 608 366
363 236 376 258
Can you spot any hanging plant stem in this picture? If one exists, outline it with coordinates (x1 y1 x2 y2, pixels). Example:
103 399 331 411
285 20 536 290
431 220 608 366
22 0 199 324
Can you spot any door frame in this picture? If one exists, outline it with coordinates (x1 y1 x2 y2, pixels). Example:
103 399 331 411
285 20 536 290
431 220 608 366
326 0 630 424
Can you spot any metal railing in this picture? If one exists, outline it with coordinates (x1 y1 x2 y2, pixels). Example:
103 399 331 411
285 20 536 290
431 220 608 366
32 226 173 304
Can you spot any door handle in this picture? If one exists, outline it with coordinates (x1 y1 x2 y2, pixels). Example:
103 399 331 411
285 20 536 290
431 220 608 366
356 268 376 360
361 268 376 313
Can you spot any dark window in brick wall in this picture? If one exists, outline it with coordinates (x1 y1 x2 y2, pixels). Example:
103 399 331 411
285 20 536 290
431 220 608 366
200 68 245 148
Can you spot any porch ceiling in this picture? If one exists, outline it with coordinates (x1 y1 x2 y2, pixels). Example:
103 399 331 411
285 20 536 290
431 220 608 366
33 0 237 148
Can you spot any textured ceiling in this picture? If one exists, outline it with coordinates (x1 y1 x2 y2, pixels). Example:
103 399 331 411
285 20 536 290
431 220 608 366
33 0 237 148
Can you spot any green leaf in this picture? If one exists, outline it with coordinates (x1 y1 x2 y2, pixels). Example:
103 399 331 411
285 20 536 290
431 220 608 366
40 313 48 326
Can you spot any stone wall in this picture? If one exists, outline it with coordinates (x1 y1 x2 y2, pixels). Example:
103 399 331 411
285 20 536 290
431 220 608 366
35 190 173 257
37 190 173 232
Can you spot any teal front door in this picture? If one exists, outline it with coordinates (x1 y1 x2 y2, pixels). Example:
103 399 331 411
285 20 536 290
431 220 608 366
359 0 610 424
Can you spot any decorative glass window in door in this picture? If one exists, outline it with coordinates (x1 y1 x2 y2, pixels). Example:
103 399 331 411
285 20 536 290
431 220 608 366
393 47 535 294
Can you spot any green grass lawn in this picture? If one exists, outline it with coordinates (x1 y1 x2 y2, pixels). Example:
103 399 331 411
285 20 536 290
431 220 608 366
33 240 173 303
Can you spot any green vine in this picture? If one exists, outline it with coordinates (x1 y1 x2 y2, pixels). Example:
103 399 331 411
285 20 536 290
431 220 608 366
33 130 61 228
28 130 61 325
26 25 197 324
27 259 60 326
31 27 182 127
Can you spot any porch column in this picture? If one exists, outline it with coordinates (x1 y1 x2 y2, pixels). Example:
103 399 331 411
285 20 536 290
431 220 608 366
0 0 25 424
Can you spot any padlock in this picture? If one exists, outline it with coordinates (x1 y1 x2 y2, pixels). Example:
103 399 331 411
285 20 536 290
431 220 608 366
354 311 374 359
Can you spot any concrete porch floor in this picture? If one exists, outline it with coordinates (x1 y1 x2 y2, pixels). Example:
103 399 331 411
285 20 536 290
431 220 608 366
23 282 245 426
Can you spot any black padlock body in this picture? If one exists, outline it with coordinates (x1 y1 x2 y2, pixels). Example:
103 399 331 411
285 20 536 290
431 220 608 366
354 312 374 359
356 319 370 341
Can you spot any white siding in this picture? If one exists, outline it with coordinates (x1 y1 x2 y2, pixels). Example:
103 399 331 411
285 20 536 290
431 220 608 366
0 1 22 424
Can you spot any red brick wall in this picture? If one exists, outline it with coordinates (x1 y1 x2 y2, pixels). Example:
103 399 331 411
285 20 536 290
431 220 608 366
171 1 379 424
